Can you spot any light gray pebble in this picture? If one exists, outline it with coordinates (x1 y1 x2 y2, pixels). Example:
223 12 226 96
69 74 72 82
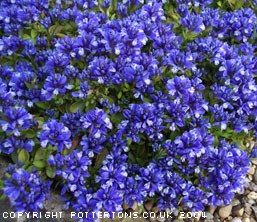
249 184 257 192
251 159 257 165
214 212 219 219
219 205 232 219
248 166 255 175
252 206 257 218
144 201 154 211
231 218 242 222
205 212 214 219
173 210 179 217
254 173 257 183
238 188 245 195
232 199 241 207
244 203 252 215
157 217 166 222
241 197 248 204
248 199 255 205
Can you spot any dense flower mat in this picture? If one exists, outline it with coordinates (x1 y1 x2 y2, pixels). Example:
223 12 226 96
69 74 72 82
0 0 257 221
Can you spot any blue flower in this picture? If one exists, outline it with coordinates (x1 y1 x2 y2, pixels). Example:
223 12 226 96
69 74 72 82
3 166 51 212
0 77 15 111
93 186 123 213
80 108 112 138
72 81 90 98
63 65 80 78
45 109 56 118
0 35 24 56
36 37 48 48
61 110 83 136
55 150 92 196
202 140 250 206
176 4 189 17
124 177 146 208
119 103 165 142
137 163 165 197
42 73 72 101
55 36 76 58
166 75 195 97
48 153 65 169
80 134 106 158
0 137 34 154
181 13 205 33
40 16 51 29
39 120 72 152
0 106 33 136
162 50 196 73
250 147 257 158
95 150 128 189
88 56 116 85
102 0 112 11
0 0 255 216
120 20 148 50
45 51 70 69
117 3 128 17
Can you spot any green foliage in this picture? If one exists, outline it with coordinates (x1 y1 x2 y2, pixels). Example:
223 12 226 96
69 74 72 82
18 149 30 163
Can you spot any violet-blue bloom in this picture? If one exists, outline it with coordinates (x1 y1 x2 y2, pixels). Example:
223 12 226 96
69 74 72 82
39 119 72 152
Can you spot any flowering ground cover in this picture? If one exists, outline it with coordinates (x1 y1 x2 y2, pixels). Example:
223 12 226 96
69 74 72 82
0 0 257 221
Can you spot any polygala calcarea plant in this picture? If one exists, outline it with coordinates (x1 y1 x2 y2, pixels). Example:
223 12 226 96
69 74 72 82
0 0 257 221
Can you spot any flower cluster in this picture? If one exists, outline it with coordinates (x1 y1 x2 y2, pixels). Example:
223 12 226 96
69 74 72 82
39 120 72 152
0 106 33 136
0 0 256 220
2 164 51 212
0 137 35 154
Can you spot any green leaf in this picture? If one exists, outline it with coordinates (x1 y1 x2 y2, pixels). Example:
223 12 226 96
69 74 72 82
154 149 167 160
35 102 48 109
54 25 64 36
33 160 46 168
48 25 57 35
34 148 46 161
18 149 30 163
128 152 136 162
70 100 85 113
178 196 183 205
235 0 244 9
23 34 31 40
24 81 34 89
11 152 18 164
55 33 66 38
144 97 151 103
25 129 36 139
124 82 130 89
110 13 116 20
94 148 109 169
0 194 6 200
27 166 34 173
139 204 145 211
35 117 44 128
118 91 122 99
59 104 66 114
111 113 123 125
128 138 133 145
31 30 37 39
46 167 55 178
